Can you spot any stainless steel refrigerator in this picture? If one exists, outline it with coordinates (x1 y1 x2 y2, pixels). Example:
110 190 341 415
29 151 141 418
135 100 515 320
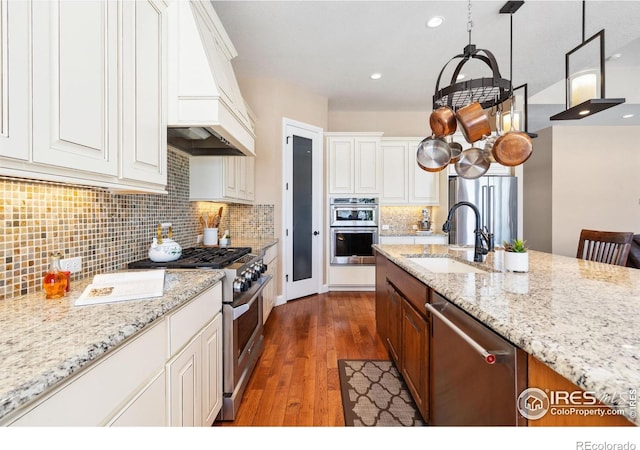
448 176 517 247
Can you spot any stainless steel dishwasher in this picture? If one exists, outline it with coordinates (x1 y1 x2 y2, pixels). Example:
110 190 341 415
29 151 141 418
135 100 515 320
427 292 527 426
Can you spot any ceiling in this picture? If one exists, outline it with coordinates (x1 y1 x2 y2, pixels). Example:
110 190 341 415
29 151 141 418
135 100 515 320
211 0 640 132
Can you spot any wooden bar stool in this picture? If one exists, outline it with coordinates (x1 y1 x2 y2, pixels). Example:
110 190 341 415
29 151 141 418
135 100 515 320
576 229 634 266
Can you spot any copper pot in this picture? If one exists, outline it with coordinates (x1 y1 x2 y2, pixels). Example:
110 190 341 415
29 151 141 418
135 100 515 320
416 136 451 172
429 106 457 138
491 131 533 166
455 102 491 144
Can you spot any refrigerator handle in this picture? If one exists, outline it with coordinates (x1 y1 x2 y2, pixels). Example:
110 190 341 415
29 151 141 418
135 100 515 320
481 185 488 229
488 185 495 234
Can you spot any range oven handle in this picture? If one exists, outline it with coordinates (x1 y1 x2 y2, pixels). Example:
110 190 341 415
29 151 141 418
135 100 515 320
426 303 499 365
232 275 272 320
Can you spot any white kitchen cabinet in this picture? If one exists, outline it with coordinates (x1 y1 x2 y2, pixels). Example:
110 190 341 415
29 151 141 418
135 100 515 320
189 155 255 203
5 281 223 427
201 314 223 425
0 0 30 161
166 282 223 427
262 244 278 324
31 0 119 176
168 334 201 427
9 319 167 426
326 132 383 195
380 138 439 205
0 0 168 193
109 371 167 427
120 0 168 188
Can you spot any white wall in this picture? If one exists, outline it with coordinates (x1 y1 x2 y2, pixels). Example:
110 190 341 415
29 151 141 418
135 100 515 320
237 76 328 295
524 126 640 257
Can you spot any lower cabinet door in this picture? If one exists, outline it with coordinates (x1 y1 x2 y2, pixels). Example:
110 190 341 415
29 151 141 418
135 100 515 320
167 336 202 427
386 281 403 368
109 371 167 426
201 313 223 426
401 299 429 422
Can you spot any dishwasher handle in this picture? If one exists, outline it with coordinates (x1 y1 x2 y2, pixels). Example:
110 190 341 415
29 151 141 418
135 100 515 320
426 303 498 365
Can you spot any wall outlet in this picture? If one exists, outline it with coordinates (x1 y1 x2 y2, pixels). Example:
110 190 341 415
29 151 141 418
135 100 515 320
381 224 390 230
197 234 203 244
60 256 82 273
412 224 418 230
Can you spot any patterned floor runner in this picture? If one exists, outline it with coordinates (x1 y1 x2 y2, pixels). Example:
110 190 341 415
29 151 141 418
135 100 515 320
338 359 425 427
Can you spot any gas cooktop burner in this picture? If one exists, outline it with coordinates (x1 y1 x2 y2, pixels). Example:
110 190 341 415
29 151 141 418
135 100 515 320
128 247 252 269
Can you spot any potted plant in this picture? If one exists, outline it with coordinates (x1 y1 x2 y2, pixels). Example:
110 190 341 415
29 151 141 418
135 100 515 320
503 239 528 272
219 230 231 247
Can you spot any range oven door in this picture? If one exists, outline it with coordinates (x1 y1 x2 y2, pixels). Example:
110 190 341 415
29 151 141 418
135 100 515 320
330 227 378 265
221 275 271 420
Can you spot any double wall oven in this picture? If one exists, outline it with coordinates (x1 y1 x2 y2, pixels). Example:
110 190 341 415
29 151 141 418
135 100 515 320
330 197 379 265
128 246 271 421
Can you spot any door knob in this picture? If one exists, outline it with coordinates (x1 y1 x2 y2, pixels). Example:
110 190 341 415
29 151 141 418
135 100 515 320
313 231 320 236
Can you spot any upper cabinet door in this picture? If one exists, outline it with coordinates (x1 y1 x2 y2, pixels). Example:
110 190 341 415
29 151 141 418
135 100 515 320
0 0 30 161
120 0 167 186
354 137 381 194
32 0 118 175
328 137 354 194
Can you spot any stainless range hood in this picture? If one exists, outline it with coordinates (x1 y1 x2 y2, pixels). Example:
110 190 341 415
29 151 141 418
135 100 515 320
167 1 255 157
167 127 246 156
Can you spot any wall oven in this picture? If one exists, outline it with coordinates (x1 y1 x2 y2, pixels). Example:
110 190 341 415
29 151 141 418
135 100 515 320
330 197 379 265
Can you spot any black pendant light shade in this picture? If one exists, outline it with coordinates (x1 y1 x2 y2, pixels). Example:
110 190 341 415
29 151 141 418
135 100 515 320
549 4 625 120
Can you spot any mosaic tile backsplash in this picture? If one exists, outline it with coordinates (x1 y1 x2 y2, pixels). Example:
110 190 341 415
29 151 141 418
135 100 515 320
380 206 438 234
0 149 274 300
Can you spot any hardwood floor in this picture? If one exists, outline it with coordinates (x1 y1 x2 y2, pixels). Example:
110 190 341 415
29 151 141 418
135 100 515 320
217 291 388 427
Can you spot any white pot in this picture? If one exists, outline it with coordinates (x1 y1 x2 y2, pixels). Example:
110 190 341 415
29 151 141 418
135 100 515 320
504 251 528 273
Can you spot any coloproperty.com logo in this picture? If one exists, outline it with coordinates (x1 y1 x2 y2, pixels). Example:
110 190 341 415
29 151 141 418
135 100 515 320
517 387 637 421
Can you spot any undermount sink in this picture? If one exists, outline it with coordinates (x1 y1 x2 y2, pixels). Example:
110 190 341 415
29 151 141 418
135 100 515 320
408 257 488 274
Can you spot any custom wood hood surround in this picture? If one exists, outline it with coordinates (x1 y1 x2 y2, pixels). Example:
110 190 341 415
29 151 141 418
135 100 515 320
167 1 255 156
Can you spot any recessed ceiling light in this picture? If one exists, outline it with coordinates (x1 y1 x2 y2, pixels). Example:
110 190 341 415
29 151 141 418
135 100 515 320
606 53 622 61
370 73 382 80
622 114 634 119
579 109 591 116
426 16 444 28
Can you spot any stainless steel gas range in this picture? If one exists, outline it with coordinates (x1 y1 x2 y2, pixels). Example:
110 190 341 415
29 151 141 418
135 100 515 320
128 246 272 421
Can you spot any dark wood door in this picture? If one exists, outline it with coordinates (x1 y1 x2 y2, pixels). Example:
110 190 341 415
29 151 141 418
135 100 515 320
386 281 402 367
401 298 429 422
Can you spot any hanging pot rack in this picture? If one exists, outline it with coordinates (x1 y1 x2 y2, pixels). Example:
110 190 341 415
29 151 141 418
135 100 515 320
432 1 512 111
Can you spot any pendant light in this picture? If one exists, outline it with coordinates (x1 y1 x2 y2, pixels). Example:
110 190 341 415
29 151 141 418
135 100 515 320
432 0 511 111
499 1 536 138
550 0 625 120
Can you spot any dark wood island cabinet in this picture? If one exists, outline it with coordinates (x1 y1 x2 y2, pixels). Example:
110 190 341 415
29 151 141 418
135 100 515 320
375 251 430 422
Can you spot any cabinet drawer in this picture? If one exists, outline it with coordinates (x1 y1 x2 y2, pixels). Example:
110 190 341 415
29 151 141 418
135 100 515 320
385 261 428 316
10 320 166 426
168 283 222 356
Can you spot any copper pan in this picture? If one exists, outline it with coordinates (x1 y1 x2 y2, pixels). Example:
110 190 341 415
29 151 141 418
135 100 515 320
491 131 533 166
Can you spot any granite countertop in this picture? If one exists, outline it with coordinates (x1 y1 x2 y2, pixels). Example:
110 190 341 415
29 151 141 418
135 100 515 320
373 243 640 424
0 269 224 423
379 231 447 238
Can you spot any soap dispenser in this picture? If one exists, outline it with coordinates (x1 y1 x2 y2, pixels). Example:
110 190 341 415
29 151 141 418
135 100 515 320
43 252 67 299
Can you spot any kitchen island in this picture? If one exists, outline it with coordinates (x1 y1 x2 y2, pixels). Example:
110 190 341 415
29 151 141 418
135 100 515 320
0 269 224 425
374 244 639 426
